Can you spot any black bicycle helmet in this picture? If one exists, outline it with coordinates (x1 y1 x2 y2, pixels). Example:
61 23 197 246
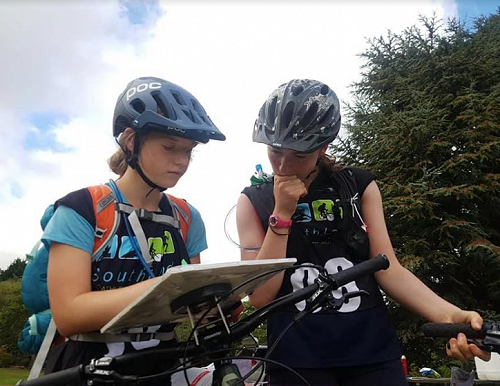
253 79 341 153
113 76 225 143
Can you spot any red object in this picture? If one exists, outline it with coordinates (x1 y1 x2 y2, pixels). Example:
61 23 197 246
401 355 408 376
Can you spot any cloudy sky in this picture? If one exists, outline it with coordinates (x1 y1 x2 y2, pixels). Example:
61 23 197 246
0 0 498 270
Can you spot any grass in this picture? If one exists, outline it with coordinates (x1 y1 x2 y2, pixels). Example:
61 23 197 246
0 367 29 386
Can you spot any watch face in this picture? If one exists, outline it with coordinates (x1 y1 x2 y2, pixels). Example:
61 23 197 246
269 215 278 226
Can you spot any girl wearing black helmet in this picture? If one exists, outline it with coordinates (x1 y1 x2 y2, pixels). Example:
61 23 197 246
237 79 489 386
42 77 225 385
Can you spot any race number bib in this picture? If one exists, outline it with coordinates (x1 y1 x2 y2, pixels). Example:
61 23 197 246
290 257 361 313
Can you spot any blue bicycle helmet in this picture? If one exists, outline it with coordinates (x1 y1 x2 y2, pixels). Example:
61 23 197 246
113 77 225 191
113 76 225 143
253 79 340 153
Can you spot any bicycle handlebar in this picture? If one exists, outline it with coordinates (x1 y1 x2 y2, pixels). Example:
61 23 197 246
17 254 390 386
17 366 84 386
422 323 486 339
422 322 500 353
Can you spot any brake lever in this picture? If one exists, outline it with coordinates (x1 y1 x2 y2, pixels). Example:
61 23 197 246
466 339 493 352
466 334 500 353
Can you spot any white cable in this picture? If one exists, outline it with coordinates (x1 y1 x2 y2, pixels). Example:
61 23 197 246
224 204 261 251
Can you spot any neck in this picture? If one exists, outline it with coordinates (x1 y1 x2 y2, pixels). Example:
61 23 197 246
303 168 319 190
115 168 163 211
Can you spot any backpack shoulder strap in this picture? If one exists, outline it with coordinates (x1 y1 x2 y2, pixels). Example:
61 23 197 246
86 185 120 260
332 168 368 232
166 194 192 243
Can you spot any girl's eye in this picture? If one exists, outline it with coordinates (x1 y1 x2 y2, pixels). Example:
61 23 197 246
163 146 174 151
295 154 306 159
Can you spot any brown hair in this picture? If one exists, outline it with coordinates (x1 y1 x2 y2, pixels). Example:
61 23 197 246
318 152 343 177
108 130 136 176
109 105 171 176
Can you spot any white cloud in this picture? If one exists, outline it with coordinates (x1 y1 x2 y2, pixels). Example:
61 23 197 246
0 1 449 269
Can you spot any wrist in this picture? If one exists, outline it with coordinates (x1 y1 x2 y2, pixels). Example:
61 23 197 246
269 214 293 228
272 207 293 221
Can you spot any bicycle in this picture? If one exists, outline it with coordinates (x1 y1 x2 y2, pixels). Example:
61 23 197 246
16 254 391 386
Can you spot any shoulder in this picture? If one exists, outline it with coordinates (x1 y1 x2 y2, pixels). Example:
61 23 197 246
242 181 274 200
338 167 376 197
182 200 208 257
184 201 202 222
164 195 201 221
42 204 95 254
55 188 95 227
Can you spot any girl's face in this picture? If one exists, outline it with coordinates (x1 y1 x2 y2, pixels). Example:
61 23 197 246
267 145 327 181
138 132 197 189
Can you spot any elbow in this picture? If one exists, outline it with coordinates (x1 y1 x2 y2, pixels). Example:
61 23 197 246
52 317 78 337
51 308 89 337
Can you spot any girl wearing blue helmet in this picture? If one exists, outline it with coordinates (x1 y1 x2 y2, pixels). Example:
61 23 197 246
42 77 225 385
237 79 490 386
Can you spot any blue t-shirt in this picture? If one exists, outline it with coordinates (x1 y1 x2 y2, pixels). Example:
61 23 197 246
41 186 208 383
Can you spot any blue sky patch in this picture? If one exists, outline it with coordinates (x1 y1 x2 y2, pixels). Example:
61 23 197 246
25 111 72 153
457 0 499 25
10 181 24 199
120 0 162 25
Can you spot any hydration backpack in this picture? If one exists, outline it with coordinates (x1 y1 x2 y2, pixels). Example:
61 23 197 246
18 184 192 355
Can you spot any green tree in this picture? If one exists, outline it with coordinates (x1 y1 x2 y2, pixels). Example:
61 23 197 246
0 279 31 367
0 258 27 282
333 11 500 371
240 300 267 345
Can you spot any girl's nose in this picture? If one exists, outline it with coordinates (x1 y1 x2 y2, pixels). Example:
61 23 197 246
277 157 290 175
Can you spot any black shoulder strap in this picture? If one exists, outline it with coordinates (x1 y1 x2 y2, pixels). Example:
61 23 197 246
330 168 363 226
331 168 370 260
332 168 358 203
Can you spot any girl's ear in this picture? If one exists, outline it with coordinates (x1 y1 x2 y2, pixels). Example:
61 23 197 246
123 128 136 153
319 143 329 156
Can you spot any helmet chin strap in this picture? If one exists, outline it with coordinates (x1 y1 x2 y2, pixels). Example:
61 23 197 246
127 135 168 193
135 164 168 193
304 157 321 181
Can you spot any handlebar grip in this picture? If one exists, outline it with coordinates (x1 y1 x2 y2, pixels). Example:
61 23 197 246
16 365 84 386
332 254 390 288
422 323 486 339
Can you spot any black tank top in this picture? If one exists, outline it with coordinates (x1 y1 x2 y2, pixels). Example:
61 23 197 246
242 167 402 368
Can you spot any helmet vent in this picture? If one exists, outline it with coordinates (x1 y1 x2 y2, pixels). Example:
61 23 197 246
267 96 278 128
301 102 319 128
317 105 335 126
281 101 295 129
171 91 186 106
131 99 146 114
320 84 330 95
191 99 203 114
152 94 170 119
292 85 304 96
182 108 196 123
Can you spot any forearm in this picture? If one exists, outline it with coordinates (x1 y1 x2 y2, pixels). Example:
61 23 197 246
53 277 160 336
377 265 461 322
247 228 289 308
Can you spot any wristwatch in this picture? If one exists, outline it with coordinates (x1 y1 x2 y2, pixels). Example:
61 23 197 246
268 214 292 228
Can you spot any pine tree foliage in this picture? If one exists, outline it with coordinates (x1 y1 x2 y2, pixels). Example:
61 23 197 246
333 11 500 370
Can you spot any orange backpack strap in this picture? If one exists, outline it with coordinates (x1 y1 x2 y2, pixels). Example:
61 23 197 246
166 194 192 244
87 185 119 260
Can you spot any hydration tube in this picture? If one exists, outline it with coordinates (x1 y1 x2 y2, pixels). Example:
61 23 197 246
108 180 155 279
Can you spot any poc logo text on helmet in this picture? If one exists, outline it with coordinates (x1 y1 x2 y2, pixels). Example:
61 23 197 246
126 82 162 101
